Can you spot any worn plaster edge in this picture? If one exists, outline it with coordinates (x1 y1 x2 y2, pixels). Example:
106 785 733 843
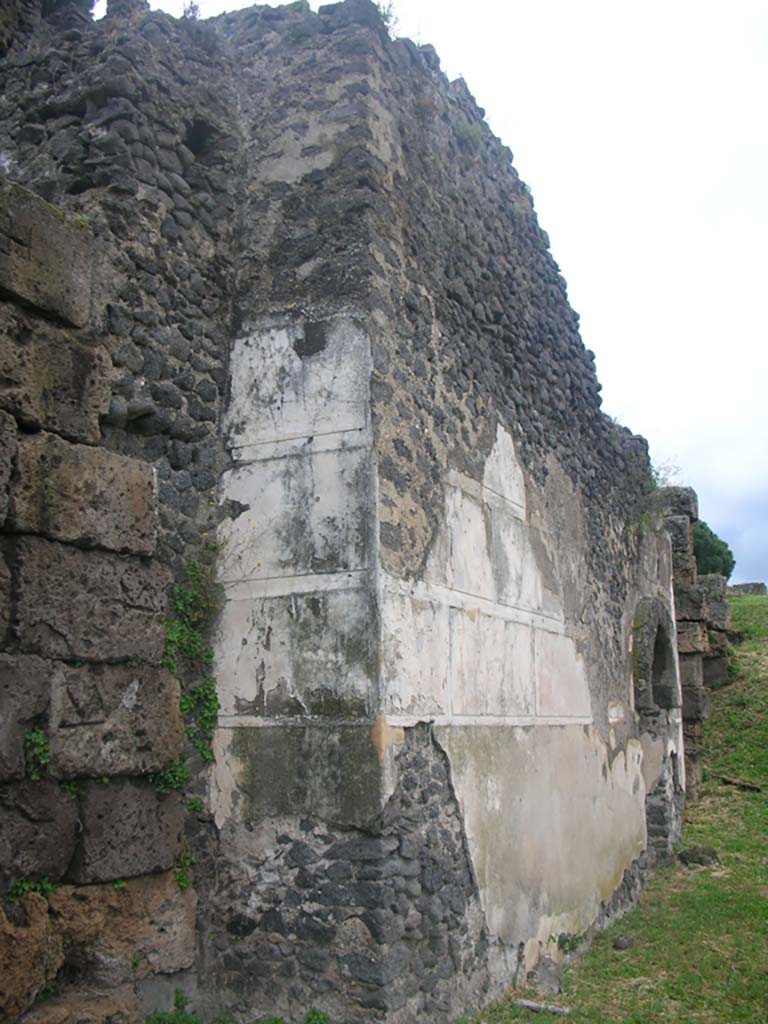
666 568 687 794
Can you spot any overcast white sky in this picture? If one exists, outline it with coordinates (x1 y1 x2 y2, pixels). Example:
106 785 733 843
97 0 767 583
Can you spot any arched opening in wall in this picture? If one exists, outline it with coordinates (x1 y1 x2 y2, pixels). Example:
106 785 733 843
650 624 677 710
631 597 681 715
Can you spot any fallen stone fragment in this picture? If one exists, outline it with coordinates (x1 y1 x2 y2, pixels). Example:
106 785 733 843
678 846 720 867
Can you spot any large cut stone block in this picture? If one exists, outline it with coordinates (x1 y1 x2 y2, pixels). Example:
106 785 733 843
677 652 704 691
47 870 196 986
665 515 692 554
20 986 142 1024
14 536 170 662
707 629 729 657
49 662 183 778
673 581 708 622
0 654 51 782
703 655 729 689
0 303 111 444
676 620 708 655
0 177 95 327
697 574 731 631
69 780 183 883
672 549 696 585
0 781 78 889
0 409 15 526
655 486 698 521
682 685 711 723
0 893 65 1023
10 432 158 555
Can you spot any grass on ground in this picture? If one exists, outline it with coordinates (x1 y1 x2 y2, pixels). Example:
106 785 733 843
465 594 768 1024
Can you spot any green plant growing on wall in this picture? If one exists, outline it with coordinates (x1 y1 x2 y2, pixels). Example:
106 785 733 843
159 543 222 794
303 1011 332 1024
60 780 84 799
150 757 192 796
174 846 196 891
5 877 60 902
24 728 51 781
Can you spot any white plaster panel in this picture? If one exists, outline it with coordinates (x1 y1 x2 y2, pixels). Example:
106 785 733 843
380 581 450 717
423 474 559 618
224 317 371 451
439 485 496 597
435 725 646 945
217 445 373 583
535 629 592 718
484 497 560 615
450 610 535 717
214 587 375 718
483 423 526 513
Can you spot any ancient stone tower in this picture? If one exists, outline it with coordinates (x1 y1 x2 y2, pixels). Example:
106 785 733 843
0 1 687 1021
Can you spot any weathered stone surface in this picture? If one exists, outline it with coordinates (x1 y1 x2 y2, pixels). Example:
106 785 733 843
673 582 708 622
49 663 183 778
678 652 704 691
676 620 709 655
10 432 158 555
14 537 169 662
0 654 51 782
48 870 196 987
678 845 719 868
683 721 706 756
682 685 711 723
0 177 95 328
527 954 562 995
706 629 729 657
0 408 15 526
672 549 697 585
665 514 693 554
20 986 142 1024
0 873 192 1022
69 780 183 883
0 781 78 889
697 574 730 631
655 486 699 521
0 544 10 646
703 655 729 689
0 893 65 1023
0 1 18 58
0 303 111 444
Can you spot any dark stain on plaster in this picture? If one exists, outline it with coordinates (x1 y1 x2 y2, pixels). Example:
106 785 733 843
231 723 382 826
293 320 328 359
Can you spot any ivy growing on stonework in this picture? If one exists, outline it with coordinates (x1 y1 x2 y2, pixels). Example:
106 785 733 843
151 543 221 799
24 728 51 781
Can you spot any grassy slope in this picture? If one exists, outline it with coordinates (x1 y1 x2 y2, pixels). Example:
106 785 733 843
465 595 768 1024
